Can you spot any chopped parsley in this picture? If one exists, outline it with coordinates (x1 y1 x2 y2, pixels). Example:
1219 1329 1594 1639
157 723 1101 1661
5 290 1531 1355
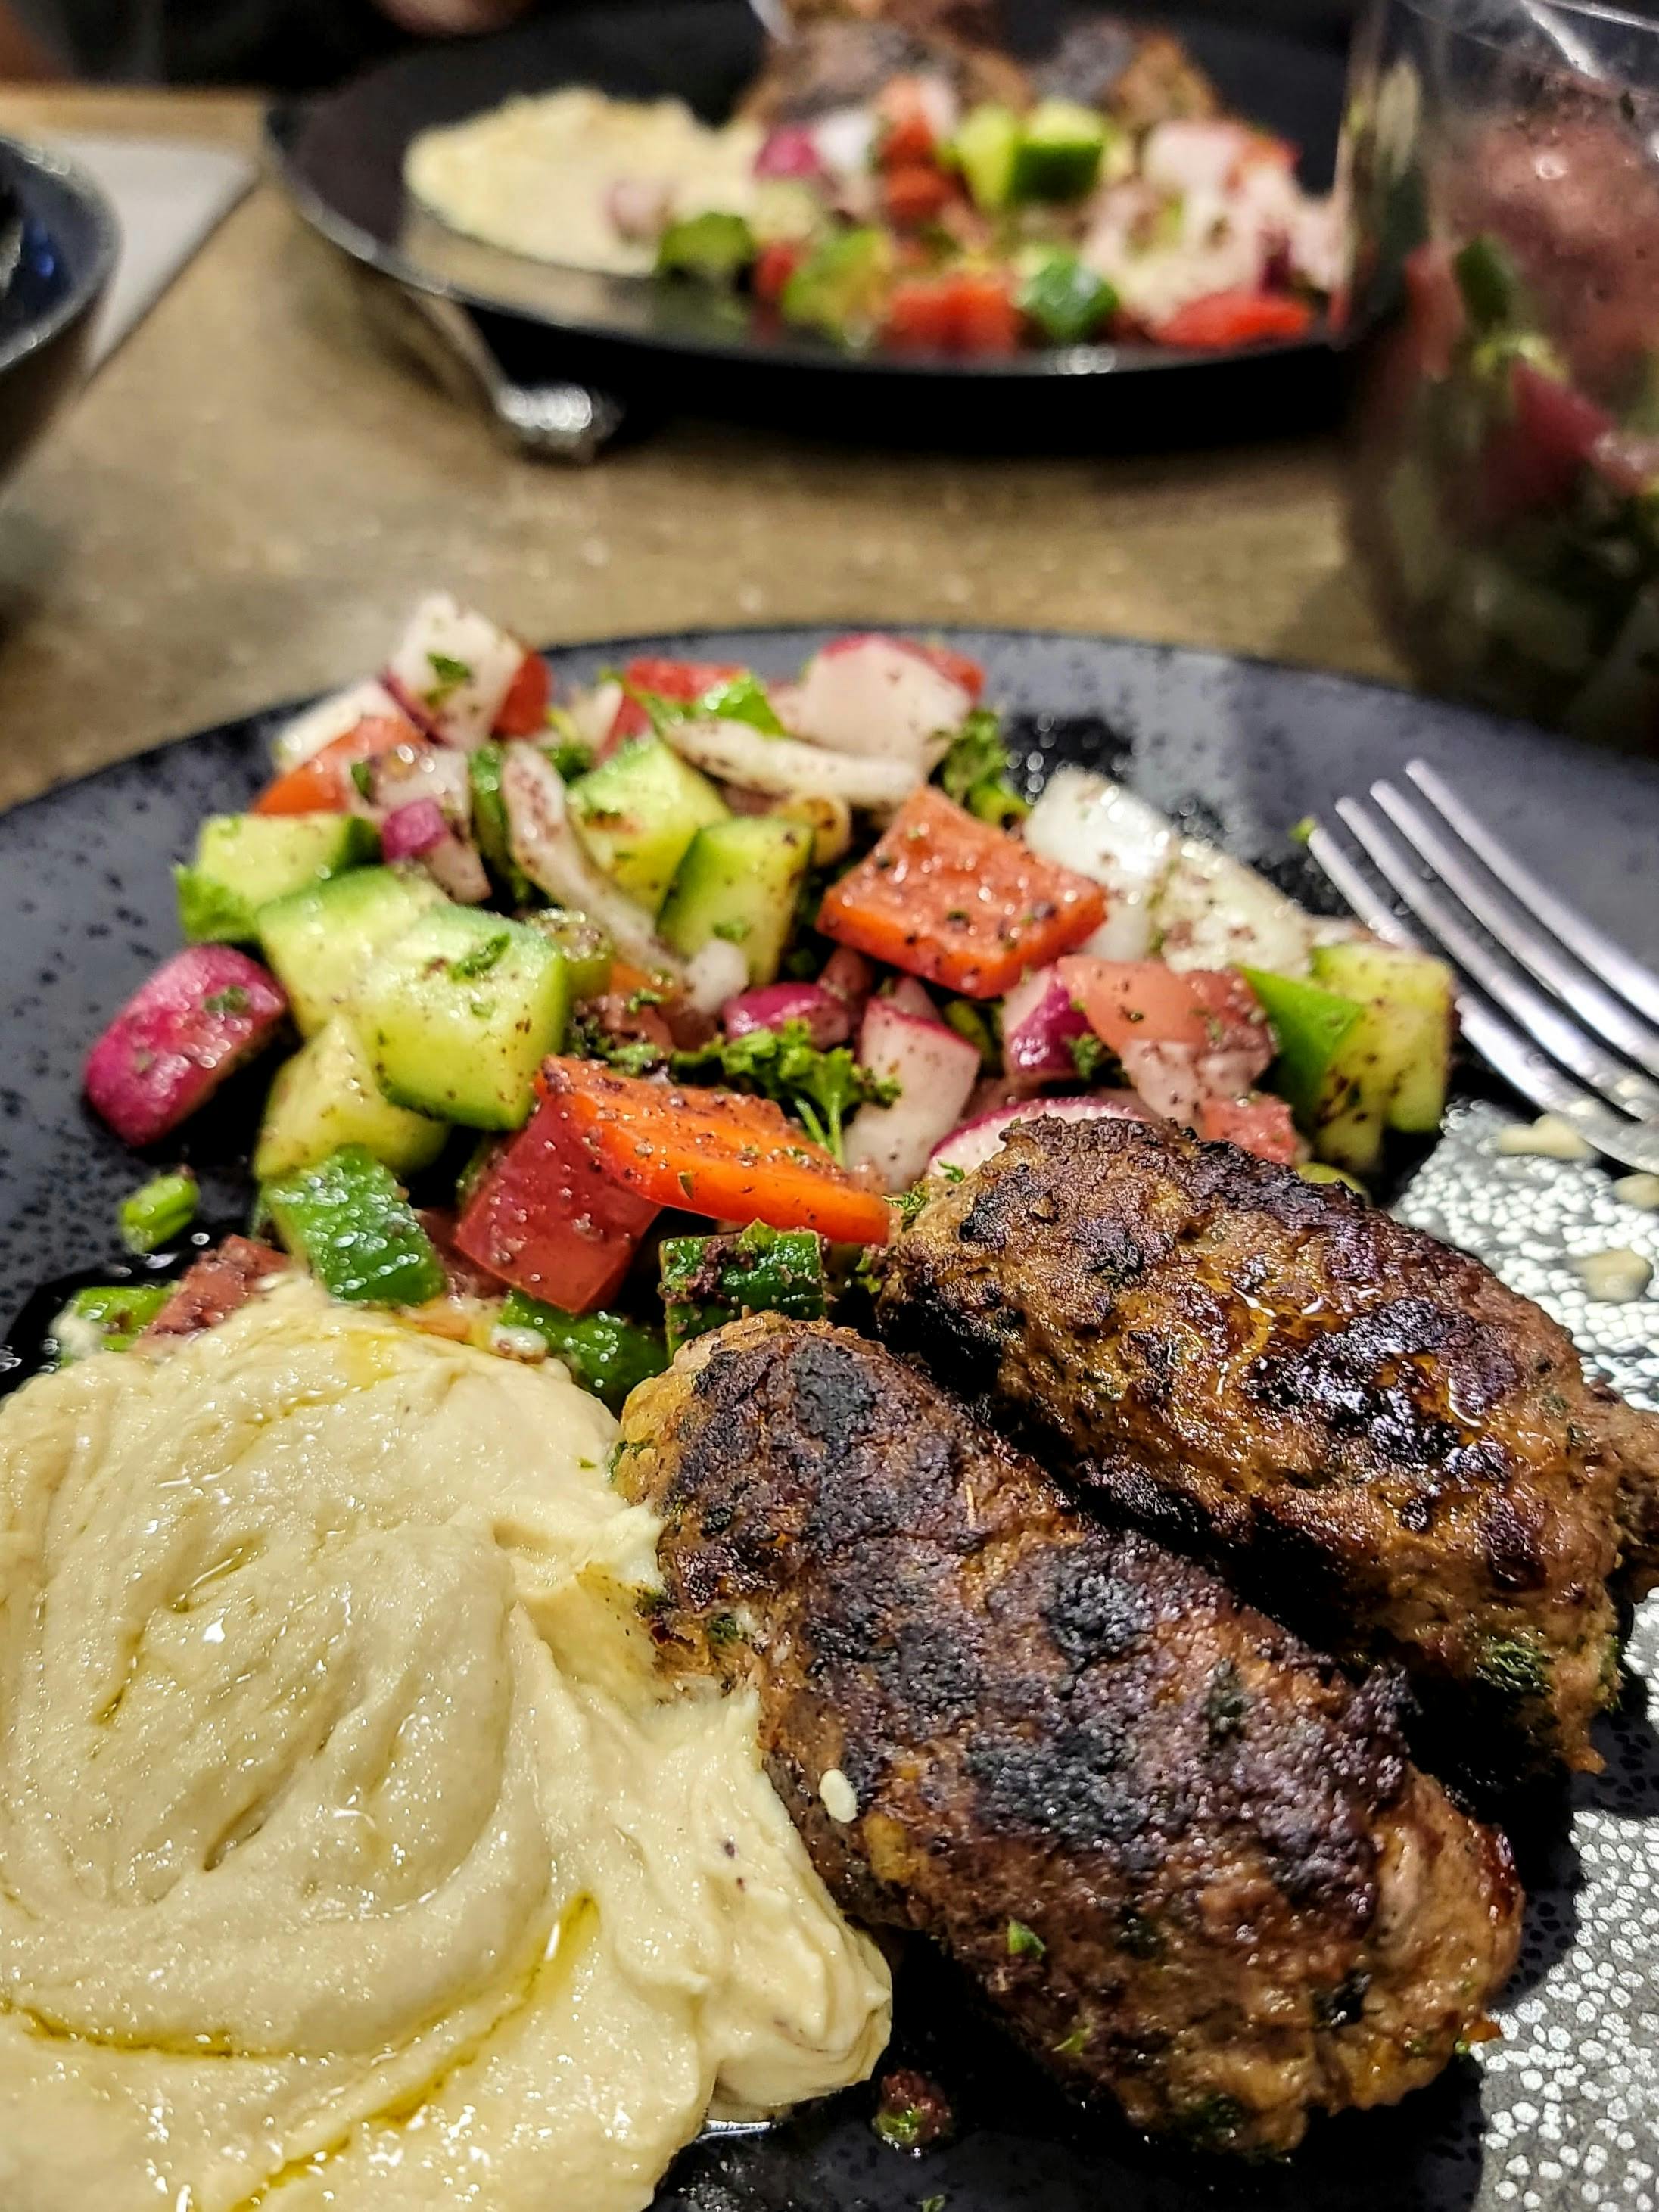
545 735 594 781
873 2106 926 2151
1051 2021 1091 2059
202 985 251 1017
892 1184 932 1230
1006 1918 1045 1958
447 931 509 981
938 708 1029 828
1474 1633 1552 1703
669 1017 897 1162
349 758 376 799
427 650 472 689
1069 1030 1112 1082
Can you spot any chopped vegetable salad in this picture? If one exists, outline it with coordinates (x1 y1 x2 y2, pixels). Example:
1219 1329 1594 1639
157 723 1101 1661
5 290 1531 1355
73 596 1457 1381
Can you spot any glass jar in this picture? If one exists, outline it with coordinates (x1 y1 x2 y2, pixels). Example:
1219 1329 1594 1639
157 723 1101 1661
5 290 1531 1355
1340 0 1659 745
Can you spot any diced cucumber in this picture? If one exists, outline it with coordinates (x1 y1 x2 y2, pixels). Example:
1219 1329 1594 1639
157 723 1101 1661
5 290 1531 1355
496 1290 668 1411
522 907 615 1001
257 866 447 1037
950 104 1022 212
1019 249 1117 345
254 1016 447 1181
1306 939 1457 1171
176 812 379 943
656 210 755 282
779 226 895 342
470 742 537 907
658 815 813 985
1010 100 1108 202
356 904 569 1130
568 738 729 913
1239 968 1365 1124
263 1145 445 1307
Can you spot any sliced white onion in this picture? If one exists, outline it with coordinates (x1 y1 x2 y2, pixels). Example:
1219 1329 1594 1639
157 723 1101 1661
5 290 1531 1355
272 680 406 773
684 938 751 1016
661 715 920 814
1024 767 1175 957
500 743 681 975
789 639 970 768
385 593 525 751
567 680 623 753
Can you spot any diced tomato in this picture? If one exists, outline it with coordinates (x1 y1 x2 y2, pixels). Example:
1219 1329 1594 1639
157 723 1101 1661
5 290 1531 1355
1197 1093 1301 1164
875 79 938 170
1058 957 1271 1060
820 631 985 702
882 164 954 229
952 270 1021 356
252 715 418 815
882 270 1019 356
820 787 1106 1000
754 239 806 308
609 656 745 743
543 1057 893 1246
454 1091 661 1312
1480 360 1616 526
1153 290 1315 350
493 651 552 736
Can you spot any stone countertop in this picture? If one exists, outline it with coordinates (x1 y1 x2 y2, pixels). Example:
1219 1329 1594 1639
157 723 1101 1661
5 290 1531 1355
0 85 1403 814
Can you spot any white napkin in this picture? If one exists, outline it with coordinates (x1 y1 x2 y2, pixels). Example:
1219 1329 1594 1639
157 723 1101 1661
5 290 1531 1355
51 132 255 366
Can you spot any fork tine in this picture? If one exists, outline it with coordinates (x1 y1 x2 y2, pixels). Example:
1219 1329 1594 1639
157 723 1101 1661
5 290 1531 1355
1306 826 1659 1175
1405 760 1659 1028
1370 778 1659 1078
1332 798 1659 1123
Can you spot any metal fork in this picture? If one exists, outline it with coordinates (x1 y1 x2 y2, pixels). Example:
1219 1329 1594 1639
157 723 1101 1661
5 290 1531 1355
1307 759 1659 1175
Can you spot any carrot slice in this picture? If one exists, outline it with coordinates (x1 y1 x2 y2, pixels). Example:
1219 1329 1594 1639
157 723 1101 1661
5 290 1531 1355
818 786 1106 1000
252 715 418 815
542 1057 892 1246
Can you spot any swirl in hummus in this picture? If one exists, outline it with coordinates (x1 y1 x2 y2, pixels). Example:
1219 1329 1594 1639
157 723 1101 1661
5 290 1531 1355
0 1279 889 2212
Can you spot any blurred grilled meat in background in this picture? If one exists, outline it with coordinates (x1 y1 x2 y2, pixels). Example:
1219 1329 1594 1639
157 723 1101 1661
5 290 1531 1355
877 1116 1659 1784
618 1314 1524 2155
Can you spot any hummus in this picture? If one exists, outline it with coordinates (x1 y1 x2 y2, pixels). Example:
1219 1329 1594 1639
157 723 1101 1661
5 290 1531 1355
0 1281 889 2212
404 88 762 275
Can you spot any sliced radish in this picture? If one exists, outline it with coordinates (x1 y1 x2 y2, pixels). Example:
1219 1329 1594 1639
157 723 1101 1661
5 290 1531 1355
790 636 971 769
884 975 943 1025
1001 963 1090 1089
819 945 875 1024
755 124 824 179
380 798 449 860
384 593 526 750
86 947 288 1147
927 1094 1153 1179
724 981 851 1048
844 998 979 1192
369 739 471 829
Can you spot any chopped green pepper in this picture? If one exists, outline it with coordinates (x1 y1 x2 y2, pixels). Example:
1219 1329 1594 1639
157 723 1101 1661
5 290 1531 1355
262 1145 445 1307
497 1290 668 1412
1018 250 1118 346
119 1171 198 1255
50 1282 170 1361
1238 966 1364 1125
661 1221 828 1353
656 210 755 283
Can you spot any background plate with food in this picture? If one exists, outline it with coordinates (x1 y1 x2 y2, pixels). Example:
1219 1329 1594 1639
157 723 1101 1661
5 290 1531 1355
267 0 1346 442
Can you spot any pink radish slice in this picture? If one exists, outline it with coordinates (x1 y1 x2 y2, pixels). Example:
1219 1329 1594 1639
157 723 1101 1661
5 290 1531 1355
927 1094 1153 1179
755 125 823 179
884 975 942 1025
380 798 449 860
844 998 979 1192
1001 964 1090 1088
789 636 970 768
421 832 491 905
86 947 288 1147
819 945 873 1016
723 981 851 1049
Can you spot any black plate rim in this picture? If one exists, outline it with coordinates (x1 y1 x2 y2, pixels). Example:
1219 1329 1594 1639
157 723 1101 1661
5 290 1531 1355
262 14 1338 387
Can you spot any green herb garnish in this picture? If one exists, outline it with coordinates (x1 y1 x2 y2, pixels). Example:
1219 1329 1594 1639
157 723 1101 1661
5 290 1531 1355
938 707 1029 828
669 1017 897 1162
1006 1918 1045 1958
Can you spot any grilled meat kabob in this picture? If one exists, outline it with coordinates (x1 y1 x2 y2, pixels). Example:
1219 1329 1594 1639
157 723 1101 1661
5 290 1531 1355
616 1314 1522 2155
877 1115 1659 1778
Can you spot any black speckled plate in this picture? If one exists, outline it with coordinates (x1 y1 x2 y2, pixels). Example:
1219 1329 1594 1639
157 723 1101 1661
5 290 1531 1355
266 1 1346 444
4 629 1658 2212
